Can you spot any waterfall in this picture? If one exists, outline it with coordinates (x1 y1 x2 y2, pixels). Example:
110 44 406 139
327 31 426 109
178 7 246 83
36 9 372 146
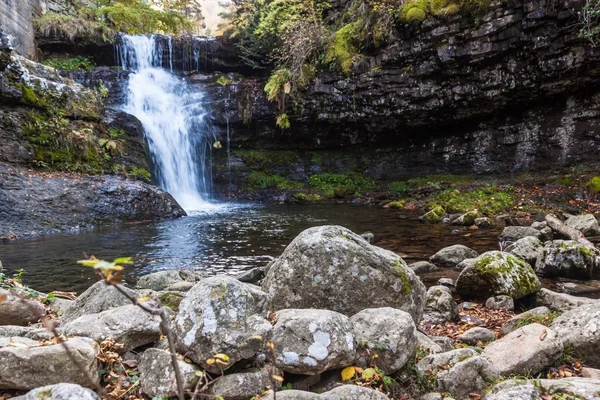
117 35 216 212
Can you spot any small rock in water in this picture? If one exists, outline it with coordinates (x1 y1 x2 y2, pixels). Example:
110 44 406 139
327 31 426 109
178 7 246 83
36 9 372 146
485 295 514 310
429 244 478 268
409 261 439 273
437 278 455 289
235 267 265 284
360 232 375 243
450 229 460 235
475 217 494 228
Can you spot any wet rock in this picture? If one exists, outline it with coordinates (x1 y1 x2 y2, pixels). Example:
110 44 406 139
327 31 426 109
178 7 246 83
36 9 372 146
499 226 542 243
138 348 200 398
550 302 600 368
565 214 600 237
236 267 266 284
536 288 598 311
409 261 439 274
61 304 161 352
351 307 417 374
457 327 496 345
0 289 45 326
429 245 478 268
14 383 98 400
475 217 494 228
60 280 138 323
419 207 446 224
208 367 280 400
262 226 426 321
452 211 480 226
418 348 499 398
456 251 541 300
505 236 544 266
535 240 597 279
423 286 458 324
271 309 354 375
0 336 99 390
500 306 552 335
485 295 514 310
483 383 540 400
173 276 271 372
483 323 563 376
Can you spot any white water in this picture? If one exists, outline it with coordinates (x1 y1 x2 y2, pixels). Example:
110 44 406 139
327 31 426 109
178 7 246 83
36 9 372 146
118 35 216 212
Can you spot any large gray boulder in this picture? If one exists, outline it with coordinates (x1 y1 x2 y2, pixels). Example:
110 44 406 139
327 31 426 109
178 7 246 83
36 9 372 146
418 348 499 398
271 309 355 375
535 240 597 279
60 281 138 323
429 245 478 268
457 327 496 345
483 383 540 400
422 286 458 324
262 226 426 321
0 337 99 390
0 289 45 326
483 323 563 376
208 367 280 400
138 348 200 398
136 269 207 291
350 307 417 374
565 214 600 237
550 302 600 367
173 276 271 372
61 304 161 352
505 236 544 266
536 288 598 311
499 226 542 243
485 378 600 400
456 251 541 300
263 385 389 399
13 383 98 400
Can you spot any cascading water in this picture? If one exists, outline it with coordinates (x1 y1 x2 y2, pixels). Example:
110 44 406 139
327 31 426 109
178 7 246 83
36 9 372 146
117 34 216 212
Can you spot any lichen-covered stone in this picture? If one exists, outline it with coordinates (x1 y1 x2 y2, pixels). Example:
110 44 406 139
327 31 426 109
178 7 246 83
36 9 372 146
423 286 458 324
565 214 600 237
262 385 389 399
429 245 478 268
350 307 417 374
535 240 597 279
14 383 98 400
138 348 199 398
505 236 543 266
483 323 563 376
208 367 280 400
486 378 600 400
550 302 600 368
270 309 355 375
173 276 271 372
262 226 426 321
456 251 541 300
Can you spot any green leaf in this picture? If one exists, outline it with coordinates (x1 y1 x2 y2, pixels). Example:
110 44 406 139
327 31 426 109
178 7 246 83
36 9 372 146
113 257 133 265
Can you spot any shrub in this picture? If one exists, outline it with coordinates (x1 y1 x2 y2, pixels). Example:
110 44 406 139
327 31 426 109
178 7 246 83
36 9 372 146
42 56 96 71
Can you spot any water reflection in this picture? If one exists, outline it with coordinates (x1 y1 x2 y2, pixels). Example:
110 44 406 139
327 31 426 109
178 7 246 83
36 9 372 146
0 204 503 293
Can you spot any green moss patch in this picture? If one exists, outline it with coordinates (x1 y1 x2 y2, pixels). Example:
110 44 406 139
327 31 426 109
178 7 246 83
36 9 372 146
308 173 375 198
246 171 302 190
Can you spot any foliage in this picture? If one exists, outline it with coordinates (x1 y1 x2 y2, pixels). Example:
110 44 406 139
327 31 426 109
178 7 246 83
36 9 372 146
41 56 96 71
276 113 290 128
579 0 600 45
308 173 375 197
326 22 359 74
431 185 514 215
388 181 410 195
246 171 302 190
129 166 152 182
586 176 600 193
35 12 115 42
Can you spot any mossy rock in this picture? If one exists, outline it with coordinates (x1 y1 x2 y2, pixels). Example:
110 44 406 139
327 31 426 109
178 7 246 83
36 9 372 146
419 206 446 224
535 240 597 280
456 251 541 300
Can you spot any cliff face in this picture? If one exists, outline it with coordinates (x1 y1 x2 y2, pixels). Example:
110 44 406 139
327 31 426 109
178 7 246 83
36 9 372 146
206 0 600 175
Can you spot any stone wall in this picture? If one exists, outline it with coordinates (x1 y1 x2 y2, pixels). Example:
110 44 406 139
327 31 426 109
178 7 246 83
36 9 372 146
0 0 42 58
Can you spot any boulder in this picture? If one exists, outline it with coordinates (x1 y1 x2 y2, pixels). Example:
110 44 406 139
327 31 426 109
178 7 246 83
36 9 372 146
535 240 597 279
208 367 280 400
236 267 266 284
61 304 161 352
499 226 542 243
452 211 480 226
138 348 200 398
173 276 271 372
483 383 540 400
429 245 478 268
271 309 355 375
457 327 496 345
13 383 98 400
0 289 45 326
483 323 563 376
0 325 51 340
505 236 543 266
409 261 439 274
418 348 499 398
60 281 138 323
263 385 389 399
416 331 454 354
500 306 552 335
550 302 600 367
485 295 514 310
350 307 417 374
455 251 541 300
0 336 99 390
136 269 206 291
262 226 426 321
423 286 458 324
453 257 475 272
486 378 600 400
536 288 598 311
565 214 600 237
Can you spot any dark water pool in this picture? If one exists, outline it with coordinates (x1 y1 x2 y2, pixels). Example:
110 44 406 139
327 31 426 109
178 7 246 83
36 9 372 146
0 203 506 293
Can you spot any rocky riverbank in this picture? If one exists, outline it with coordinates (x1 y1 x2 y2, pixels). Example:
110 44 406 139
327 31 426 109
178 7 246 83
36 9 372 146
1 216 600 399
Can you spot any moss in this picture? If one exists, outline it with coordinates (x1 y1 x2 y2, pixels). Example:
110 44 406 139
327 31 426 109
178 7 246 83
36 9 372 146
400 0 429 23
129 166 152 182
393 259 412 296
432 185 514 215
325 22 360 74
246 171 302 190
389 181 410 196
233 149 300 171
159 292 184 311
308 173 375 198
472 251 540 298
388 200 406 209
420 206 445 223
587 176 600 193
21 85 45 107
294 192 323 202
